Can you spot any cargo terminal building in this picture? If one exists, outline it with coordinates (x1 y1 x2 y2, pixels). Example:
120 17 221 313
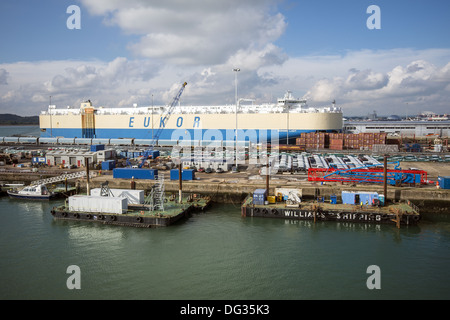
344 120 450 138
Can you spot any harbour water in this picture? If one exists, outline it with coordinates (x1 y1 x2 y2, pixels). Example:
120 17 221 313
0 197 449 300
0 125 40 137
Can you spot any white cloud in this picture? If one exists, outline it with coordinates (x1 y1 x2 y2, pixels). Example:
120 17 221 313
80 0 286 66
0 69 9 85
258 49 450 115
1 49 450 117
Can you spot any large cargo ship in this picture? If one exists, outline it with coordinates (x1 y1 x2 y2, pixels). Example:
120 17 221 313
39 91 343 143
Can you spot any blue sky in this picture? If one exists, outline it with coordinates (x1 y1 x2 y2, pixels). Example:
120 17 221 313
277 1 450 54
1 0 450 116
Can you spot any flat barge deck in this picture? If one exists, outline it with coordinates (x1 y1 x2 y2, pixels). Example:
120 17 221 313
51 194 211 228
241 196 421 227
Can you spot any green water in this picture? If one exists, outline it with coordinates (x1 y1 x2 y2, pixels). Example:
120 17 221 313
0 125 40 137
0 197 449 300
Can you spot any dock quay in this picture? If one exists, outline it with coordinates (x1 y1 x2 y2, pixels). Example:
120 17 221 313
1 164 449 214
85 175 449 212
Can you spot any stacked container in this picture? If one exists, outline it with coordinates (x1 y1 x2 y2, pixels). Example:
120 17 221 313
296 132 387 150
253 189 267 205
90 144 105 152
170 169 195 181
101 160 116 170
438 176 450 189
113 168 158 180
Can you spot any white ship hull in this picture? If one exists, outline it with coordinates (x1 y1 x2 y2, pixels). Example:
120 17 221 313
39 92 343 143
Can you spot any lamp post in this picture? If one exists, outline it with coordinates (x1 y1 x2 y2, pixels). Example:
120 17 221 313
49 96 53 137
233 68 240 170
151 94 154 141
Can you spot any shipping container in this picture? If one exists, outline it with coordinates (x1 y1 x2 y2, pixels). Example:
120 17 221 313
113 168 157 180
379 194 385 206
68 195 128 214
342 191 379 205
101 160 116 170
341 191 356 205
90 188 144 204
147 150 160 159
32 157 46 164
253 189 267 205
90 144 105 152
438 176 450 189
170 169 195 180
182 169 195 180
330 194 337 204
357 192 379 205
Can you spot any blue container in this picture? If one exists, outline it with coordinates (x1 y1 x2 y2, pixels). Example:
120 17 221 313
170 169 179 180
144 150 160 159
182 169 195 180
341 191 355 205
379 195 385 206
151 150 160 158
90 144 105 152
170 169 195 180
358 192 379 205
101 160 115 170
113 168 157 180
438 176 450 189
253 189 267 205
32 157 46 164
330 195 337 204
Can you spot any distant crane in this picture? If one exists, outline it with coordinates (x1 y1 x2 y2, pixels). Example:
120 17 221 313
150 82 187 147
128 82 187 169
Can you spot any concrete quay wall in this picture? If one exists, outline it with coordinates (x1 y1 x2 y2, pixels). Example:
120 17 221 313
1 170 449 213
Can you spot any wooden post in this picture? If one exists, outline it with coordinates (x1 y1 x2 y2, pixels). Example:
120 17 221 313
179 163 182 204
86 157 90 195
266 155 269 194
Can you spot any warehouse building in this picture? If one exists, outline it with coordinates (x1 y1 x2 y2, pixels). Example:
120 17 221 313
344 120 450 137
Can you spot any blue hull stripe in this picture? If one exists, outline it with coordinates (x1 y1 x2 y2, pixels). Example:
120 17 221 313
41 128 336 142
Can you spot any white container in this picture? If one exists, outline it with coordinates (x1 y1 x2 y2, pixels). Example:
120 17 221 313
68 195 128 214
90 188 144 204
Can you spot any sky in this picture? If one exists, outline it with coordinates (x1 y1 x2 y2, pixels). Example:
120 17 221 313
0 0 450 117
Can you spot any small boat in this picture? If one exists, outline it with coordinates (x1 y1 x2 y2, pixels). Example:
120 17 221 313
7 184 55 200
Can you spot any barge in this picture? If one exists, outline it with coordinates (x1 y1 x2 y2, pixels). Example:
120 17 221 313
241 189 421 227
51 193 211 228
